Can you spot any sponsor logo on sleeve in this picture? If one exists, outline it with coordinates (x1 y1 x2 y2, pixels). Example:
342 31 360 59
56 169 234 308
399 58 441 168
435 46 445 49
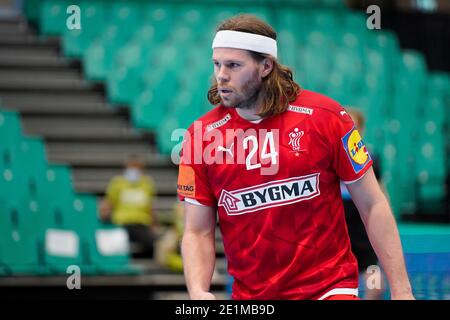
177 165 195 197
218 173 320 215
288 105 313 115
341 127 371 173
206 114 231 132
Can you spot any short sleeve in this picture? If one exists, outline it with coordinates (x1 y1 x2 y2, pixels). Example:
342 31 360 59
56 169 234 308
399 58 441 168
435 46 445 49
330 109 373 184
177 129 217 207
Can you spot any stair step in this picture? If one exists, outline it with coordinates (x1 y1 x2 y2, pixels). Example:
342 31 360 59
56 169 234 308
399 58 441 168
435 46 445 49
21 114 128 123
0 91 106 106
0 36 58 48
0 32 38 44
47 152 169 167
0 77 99 91
0 47 60 60
21 115 144 140
73 168 178 180
74 179 176 195
0 16 26 24
0 55 74 69
72 167 178 195
46 140 153 155
24 127 143 141
1 102 123 116
0 20 30 35
0 69 82 81
45 140 171 167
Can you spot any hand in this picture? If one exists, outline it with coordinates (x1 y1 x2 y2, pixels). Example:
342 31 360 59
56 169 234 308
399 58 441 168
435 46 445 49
190 291 217 300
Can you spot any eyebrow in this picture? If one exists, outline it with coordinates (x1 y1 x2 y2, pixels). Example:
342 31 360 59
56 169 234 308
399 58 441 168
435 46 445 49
212 59 243 64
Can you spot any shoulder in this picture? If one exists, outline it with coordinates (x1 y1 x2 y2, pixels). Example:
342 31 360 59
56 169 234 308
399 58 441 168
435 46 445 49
186 105 233 134
288 89 353 124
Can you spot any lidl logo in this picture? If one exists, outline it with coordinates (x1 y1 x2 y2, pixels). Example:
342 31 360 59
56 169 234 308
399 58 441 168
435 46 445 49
342 128 371 173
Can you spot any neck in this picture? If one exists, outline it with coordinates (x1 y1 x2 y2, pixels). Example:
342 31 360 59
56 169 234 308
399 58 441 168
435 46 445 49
235 90 264 121
236 107 261 122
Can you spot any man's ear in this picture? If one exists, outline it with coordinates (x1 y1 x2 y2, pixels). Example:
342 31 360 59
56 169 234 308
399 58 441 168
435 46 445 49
260 57 274 78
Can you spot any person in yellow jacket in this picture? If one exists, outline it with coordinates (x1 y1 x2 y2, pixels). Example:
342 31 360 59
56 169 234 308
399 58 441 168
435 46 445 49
100 155 158 258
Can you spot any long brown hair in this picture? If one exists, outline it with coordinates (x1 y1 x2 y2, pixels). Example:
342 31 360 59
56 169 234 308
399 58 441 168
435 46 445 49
207 14 301 118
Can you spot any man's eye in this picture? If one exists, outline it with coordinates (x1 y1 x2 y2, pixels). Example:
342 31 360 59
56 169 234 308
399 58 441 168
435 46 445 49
229 63 240 68
213 62 220 67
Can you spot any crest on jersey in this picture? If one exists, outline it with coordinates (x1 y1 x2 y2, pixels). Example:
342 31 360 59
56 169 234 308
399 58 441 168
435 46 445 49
288 128 304 152
341 127 371 173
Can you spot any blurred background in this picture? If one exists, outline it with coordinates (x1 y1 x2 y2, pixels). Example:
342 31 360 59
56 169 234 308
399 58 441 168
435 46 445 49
0 0 448 300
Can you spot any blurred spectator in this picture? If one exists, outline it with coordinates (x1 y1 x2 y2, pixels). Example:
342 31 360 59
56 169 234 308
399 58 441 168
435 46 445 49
155 201 184 273
99 154 158 259
155 201 222 284
341 107 386 300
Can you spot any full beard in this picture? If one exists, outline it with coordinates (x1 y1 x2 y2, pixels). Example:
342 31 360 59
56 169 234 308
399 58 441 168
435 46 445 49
221 72 262 110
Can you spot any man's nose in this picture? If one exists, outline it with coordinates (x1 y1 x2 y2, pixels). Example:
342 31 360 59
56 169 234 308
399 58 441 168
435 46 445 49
216 66 230 83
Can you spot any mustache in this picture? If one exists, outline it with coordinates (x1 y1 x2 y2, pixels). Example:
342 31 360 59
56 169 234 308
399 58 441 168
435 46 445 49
217 84 234 89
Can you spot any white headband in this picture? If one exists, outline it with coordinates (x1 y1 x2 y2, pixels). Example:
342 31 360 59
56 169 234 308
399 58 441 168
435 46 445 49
212 30 277 58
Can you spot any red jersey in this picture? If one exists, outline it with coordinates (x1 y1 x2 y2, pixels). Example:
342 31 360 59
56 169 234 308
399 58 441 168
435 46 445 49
177 90 373 300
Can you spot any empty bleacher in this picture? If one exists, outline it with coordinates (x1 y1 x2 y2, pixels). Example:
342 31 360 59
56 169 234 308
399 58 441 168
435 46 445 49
0 12 227 298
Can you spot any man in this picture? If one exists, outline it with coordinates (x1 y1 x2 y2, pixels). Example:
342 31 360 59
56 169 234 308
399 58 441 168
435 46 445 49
177 14 414 300
100 154 158 258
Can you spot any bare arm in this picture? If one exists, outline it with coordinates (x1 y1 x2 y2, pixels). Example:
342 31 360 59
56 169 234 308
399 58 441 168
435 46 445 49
181 201 217 300
347 167 414 299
